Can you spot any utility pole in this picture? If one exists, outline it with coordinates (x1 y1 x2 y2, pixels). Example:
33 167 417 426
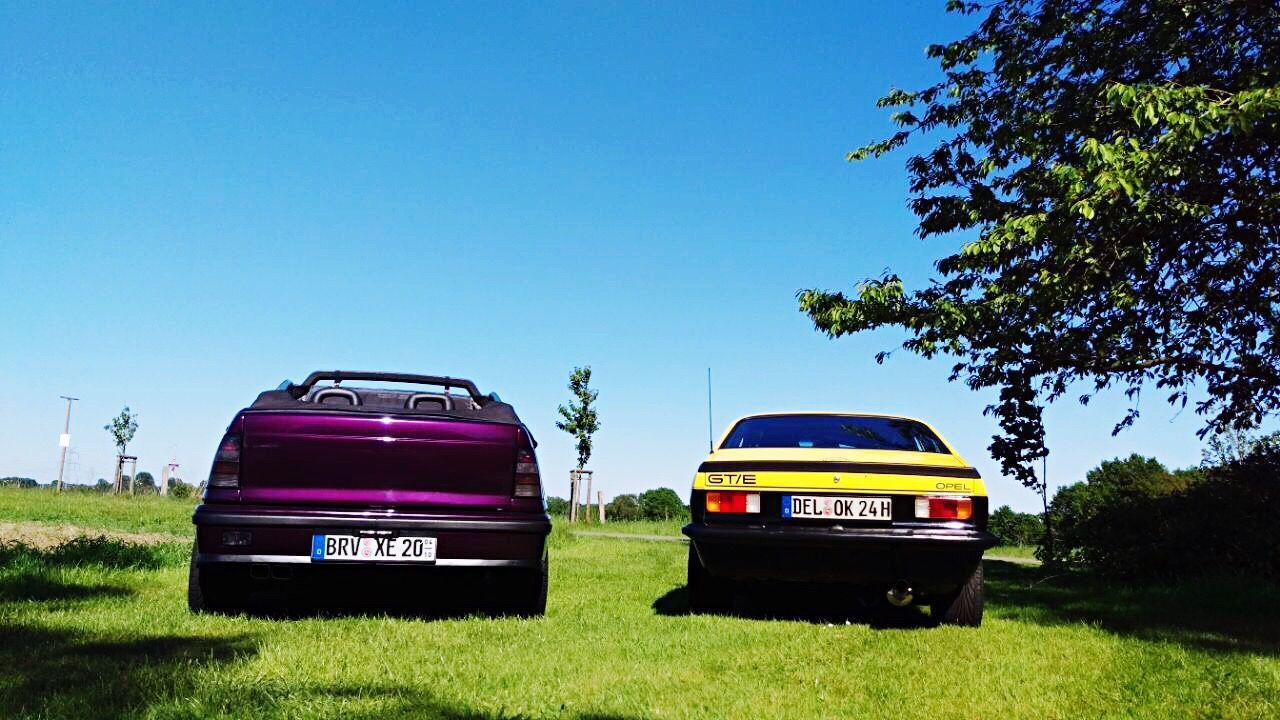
55 396 79 494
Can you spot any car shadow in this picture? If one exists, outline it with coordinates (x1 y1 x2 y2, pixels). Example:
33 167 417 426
652 583 933 629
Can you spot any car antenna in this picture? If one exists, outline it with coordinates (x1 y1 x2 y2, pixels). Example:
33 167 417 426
706 367 713 452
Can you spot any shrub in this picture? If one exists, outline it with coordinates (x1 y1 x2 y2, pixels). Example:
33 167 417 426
988 505 1043 546
545 496 569 517
1044 451 1280 579
605 494 642 522
638 488 687 521
0 477 39 489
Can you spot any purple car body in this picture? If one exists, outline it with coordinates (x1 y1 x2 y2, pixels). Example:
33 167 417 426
188 371 551 615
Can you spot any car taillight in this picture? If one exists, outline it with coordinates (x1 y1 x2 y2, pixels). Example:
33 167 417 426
914 495 972 521
705 492 760 514
514 432 541 498
207 433 241 488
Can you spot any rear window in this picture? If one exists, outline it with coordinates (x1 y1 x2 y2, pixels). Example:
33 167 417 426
720 415 950 454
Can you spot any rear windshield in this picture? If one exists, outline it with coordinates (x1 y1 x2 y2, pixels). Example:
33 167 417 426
720 415 950 454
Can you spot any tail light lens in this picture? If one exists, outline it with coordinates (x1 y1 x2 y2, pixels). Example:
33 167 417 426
514 431 541 498
705 492 760 514
914 496 972 521
208 433 241 488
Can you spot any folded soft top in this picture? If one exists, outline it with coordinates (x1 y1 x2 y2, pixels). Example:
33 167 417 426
244 370 523 425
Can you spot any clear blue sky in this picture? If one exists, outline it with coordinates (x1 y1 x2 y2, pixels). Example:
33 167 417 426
0 1 1227 511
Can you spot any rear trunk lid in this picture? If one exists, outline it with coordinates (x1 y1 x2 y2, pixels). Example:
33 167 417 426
237 411 520 510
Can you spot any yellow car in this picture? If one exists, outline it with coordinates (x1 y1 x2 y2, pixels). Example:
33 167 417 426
683 412 997 625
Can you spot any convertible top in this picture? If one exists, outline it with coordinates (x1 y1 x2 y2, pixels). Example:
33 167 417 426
244 370 523 426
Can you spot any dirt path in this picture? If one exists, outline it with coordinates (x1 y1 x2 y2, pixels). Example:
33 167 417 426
0 521 185 550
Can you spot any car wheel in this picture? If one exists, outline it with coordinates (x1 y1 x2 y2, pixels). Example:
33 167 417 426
686 544 731 613
931 561 984 627
187 544 240 614
505 554 548 617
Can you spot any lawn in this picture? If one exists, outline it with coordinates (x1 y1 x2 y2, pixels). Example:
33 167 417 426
1 489 1277 719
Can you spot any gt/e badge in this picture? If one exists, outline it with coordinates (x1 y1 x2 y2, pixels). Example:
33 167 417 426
706 473 757 486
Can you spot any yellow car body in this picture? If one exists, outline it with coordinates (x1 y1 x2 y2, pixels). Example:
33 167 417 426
683 412 997 625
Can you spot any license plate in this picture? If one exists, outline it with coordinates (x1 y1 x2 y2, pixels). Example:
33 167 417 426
310 534 437 562
782 495 893 520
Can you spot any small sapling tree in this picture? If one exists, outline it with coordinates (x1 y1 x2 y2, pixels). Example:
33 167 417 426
104 407 138 494
557 366 600 520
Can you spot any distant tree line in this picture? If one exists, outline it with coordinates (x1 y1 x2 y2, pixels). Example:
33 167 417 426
1 473 197 499
546 487 688 523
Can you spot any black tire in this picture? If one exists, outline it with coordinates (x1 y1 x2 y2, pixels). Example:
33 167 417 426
505 554 548 617
686 544 731 613
187 544 241 614
931 561 984 627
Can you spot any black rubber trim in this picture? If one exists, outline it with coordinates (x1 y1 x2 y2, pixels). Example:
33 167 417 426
193 506 551 534
697 461 981 479
683 523 998 550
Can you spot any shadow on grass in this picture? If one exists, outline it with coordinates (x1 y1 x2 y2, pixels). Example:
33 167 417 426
0 536 188 569
218 683 642 720
652 583 932 629
984 560 1280 655
0 572 133 604
653 560 1280 649
0 624 258 720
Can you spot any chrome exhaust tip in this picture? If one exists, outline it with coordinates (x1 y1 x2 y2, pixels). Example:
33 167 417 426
886 580 914 607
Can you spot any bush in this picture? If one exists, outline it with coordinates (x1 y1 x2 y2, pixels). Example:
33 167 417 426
638 488 687 521
0 477 39 489
545 496 569 517
988 505 1043 546
168 481 196 499
1044 451 1280 579
605 494 642 522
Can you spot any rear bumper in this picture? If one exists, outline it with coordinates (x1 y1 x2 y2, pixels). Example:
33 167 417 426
193 503 550 569
684 523 997 594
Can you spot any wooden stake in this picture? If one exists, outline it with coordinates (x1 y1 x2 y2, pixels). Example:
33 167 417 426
584 473 593 525
597 490 605 524
568 473 578 523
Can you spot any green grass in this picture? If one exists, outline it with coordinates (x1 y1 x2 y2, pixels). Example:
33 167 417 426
0 486 196 536
2 491 1278 718
986 544 1039 560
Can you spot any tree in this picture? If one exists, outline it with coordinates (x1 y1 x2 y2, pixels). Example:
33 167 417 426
0 476 38 489
134 471 157 494
556 366 600 470
798 1 1280 491
605 493 643 522
104 407 139 456
1201 428 1280 467
638 488 687 521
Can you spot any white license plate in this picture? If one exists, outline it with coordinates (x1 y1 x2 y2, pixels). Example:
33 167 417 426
782 495 892 520
310 534 437 562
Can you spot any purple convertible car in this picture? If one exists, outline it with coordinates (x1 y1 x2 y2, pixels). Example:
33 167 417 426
188 371 550 615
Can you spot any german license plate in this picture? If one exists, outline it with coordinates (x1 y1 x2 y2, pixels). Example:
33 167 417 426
310 534 437 562
782 495 892 520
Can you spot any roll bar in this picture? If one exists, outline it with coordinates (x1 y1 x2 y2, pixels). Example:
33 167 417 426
293 371 486 403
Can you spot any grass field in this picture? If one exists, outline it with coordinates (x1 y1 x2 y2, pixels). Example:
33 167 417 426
2 488 1278 719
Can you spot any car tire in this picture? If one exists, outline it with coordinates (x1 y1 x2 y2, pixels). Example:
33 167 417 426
931 560 984 627
686 544 731 613
187 544 241 614
506 555 548 617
